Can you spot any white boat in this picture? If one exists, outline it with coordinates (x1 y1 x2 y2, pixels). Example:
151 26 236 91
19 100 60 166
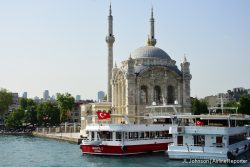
80 104 182 155
167 112 250 160
80 123 172 155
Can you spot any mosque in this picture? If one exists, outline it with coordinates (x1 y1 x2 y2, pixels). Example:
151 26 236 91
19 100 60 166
80 4 192 130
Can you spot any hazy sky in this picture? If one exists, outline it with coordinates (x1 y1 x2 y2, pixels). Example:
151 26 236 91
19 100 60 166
0 0 249 100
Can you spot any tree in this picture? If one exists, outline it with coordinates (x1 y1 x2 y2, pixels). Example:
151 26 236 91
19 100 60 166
56 93 75 122
19 98 38 126
37 102 60 126
0 89 12 116
191 98 208 115
5 108 25 128
19 98 36 110
238 95 250 115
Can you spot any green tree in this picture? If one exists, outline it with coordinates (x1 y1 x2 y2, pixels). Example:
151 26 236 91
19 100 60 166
56 93 75 122
19 98 36 110
37 102 60 126
24 106 38 127
5 108 25 128
19 98 38 126
191 98 208 115
0 89 12 116
238 95 250 115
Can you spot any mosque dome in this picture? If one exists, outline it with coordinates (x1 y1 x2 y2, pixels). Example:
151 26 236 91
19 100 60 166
131 46 171 60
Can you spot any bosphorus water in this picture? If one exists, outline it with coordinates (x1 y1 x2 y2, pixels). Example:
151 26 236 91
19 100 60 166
0 135 249 167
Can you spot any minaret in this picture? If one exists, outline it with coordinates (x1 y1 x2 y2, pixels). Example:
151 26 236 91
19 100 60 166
106 3 115 102
181 56 192 112
147 7 157 46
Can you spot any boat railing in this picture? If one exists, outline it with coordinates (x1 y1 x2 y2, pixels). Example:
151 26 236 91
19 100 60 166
174 143 226 148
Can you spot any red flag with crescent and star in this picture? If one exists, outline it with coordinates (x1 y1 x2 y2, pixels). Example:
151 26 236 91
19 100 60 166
96 110 111 120
196 120 204 126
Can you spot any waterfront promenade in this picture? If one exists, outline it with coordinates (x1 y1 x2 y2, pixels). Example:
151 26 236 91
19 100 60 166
33 125 82 144
33 131 81 143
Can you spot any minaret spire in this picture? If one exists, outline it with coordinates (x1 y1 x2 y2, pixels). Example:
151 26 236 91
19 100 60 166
148 7 157 46
106 2 115 102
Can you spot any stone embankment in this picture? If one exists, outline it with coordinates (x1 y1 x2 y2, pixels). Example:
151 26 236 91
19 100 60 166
33 126 83 144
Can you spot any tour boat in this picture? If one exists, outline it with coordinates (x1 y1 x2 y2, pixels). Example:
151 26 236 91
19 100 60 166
80 123 172 155
167 111 250 160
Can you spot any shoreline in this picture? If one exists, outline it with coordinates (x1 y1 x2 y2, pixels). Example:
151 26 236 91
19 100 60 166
33 132 83 144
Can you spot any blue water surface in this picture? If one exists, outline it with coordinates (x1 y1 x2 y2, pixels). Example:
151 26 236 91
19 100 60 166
0 135 249 167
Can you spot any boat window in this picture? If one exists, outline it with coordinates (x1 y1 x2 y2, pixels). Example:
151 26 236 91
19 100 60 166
177 136 183 146
150 132 155 138
116 132 122 141
156 131 159 138
194 135 205 146
128 132 139 140
145 132 149 138
134 132 138 139
99 131 112 141
215 136 223 147
163 131 171 137
139 132 144 138
91 131 94 141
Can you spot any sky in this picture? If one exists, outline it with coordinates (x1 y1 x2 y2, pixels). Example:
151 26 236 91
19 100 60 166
0 0 249 100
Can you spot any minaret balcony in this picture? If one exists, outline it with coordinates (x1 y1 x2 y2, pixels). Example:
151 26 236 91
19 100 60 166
106 35 115 43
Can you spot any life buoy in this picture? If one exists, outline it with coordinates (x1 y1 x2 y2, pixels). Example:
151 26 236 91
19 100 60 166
121 145 127 152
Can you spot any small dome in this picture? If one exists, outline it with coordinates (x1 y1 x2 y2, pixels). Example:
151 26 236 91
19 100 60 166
131 46 171 60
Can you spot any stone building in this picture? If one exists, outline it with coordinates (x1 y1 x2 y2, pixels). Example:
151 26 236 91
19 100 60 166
110 8 191 124
81 5 192 132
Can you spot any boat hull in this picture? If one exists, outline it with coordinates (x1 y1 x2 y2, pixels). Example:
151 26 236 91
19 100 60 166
80 143 168 155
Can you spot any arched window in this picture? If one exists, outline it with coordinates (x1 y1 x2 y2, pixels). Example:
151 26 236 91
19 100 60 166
140 85 148 104
154 86 162 104
167 85 175 104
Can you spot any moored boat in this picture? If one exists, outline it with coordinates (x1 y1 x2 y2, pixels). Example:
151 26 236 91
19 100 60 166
80 123 172 155
167 113 250 160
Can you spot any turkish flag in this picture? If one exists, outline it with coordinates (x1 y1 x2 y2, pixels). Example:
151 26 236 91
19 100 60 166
96 110 111 120
196 120 204 126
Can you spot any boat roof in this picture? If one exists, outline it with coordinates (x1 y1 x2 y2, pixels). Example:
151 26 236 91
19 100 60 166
85 123 170 132
172 114 250 120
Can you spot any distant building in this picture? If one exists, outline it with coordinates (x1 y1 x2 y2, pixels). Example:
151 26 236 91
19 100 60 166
204 93 232 107
97 91 105 102
22 92 27 99
76 95 81 102
43 90 50 101
216 93 230 106
69 100 94 123
50 95 56 102
34 96 40 103
204 95 217 107
247 89 250 95
233 87 245 94
8 93 19 112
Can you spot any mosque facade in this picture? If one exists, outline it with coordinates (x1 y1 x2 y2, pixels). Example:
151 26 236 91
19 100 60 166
81 5 192 130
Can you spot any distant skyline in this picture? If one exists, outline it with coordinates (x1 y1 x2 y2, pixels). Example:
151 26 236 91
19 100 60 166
0 0 249 100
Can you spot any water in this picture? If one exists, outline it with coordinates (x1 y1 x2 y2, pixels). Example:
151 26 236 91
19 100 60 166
0 135 249 167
